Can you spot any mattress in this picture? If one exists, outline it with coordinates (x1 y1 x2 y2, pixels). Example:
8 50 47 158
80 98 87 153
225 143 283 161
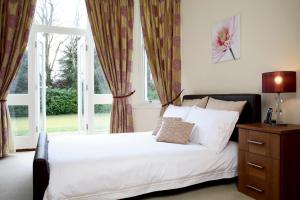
43 132 238 200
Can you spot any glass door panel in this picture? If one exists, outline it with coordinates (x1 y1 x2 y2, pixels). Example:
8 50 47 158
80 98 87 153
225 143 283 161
9 105 29 137
92 48 112 133
36 34 46 134
77 37 87 132
7 44 36 149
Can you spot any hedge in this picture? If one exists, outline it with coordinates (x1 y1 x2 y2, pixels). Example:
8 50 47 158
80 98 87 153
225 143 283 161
46 88 77 115
10 88 112 117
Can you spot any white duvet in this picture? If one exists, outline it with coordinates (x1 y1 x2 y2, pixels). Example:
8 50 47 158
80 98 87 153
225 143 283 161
44 132 238 200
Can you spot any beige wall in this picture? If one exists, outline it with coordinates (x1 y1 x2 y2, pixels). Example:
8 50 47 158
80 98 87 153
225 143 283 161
131 0 161 131
181 0 300 124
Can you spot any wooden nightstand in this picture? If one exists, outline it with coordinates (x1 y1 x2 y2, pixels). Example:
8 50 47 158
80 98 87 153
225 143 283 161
237 123 300 200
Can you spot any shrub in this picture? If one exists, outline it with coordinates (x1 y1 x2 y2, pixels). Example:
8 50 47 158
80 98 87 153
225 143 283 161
9 88 113 117
46 88 77 115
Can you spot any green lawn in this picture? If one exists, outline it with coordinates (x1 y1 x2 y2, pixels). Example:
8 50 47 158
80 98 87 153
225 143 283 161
11 113 111 136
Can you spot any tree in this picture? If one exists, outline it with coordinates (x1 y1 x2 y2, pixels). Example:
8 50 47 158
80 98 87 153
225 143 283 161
9 51 28 94
35 0 65 88
56 36 79 89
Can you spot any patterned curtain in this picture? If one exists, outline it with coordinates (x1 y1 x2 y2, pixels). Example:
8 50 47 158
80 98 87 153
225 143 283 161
0 0 36 158
140 0 182 114
86 0 134 133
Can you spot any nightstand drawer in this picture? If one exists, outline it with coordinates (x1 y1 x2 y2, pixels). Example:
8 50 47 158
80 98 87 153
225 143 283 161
239 129 280 159
239 151 280 200
239 174 267 200
248 130 269 156
245 152 270 180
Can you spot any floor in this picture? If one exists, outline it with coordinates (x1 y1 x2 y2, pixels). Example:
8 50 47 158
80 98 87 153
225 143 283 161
0 152 252 200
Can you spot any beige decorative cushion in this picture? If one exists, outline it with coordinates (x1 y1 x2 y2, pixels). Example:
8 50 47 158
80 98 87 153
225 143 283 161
152 117 182 135
156 121 194 144
182 96 208 108
206 97 247 114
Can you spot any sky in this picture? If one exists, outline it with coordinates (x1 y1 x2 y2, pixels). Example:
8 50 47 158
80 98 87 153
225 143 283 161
34 0 87 28
34 0 88 82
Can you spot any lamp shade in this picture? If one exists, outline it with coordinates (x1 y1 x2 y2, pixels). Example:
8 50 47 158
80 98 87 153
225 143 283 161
262 71 296 93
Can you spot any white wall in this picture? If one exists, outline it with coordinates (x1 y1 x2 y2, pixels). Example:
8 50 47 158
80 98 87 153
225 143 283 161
181 0 300 124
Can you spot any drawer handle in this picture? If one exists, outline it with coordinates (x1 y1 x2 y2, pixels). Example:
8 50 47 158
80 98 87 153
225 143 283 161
246 185 264 193
247 162 264 169
248 140 265 145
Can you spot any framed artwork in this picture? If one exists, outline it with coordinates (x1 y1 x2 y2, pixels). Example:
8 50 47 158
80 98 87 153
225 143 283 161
212 15 240 63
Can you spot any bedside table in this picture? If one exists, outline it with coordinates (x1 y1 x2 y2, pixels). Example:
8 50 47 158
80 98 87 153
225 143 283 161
237 123 300 200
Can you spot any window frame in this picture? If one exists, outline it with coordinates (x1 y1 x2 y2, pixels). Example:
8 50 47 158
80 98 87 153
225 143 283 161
141 34 160 105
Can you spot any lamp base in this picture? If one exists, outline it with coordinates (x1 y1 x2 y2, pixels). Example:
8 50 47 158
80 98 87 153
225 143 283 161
275 93 284 125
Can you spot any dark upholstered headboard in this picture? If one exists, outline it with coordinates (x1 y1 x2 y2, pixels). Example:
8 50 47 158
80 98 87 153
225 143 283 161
182 94 261 141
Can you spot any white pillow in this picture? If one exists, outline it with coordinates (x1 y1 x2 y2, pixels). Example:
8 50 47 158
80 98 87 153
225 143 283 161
185 107 239 153
163 105 192 120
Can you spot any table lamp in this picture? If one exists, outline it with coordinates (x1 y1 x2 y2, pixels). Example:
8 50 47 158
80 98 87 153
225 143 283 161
262 71 296 125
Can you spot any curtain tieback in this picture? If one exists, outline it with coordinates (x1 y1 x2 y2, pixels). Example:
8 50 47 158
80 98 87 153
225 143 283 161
113 90 136 99
0 100 7 102
162 89 184 107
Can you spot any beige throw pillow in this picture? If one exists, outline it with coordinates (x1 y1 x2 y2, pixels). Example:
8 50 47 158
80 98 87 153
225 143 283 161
182 96 208 108
206 97 247 114
156 121 194 144
152 117 182 135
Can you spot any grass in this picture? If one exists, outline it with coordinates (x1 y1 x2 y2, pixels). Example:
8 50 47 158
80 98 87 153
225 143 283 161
11 113 111 136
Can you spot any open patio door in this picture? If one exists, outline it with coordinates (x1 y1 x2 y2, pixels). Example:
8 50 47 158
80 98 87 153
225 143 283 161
77 37 88 133
36 33 46 135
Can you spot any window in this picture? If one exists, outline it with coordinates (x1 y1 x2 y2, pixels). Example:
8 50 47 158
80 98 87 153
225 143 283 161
93 49 112 133
143 51 159 102
94 50 110 94
94 104 112 131
8 48 30 140
9 50 28 94
8 106 29 136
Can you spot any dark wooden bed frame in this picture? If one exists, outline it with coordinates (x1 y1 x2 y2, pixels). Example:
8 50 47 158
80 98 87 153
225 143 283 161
33 94 261 200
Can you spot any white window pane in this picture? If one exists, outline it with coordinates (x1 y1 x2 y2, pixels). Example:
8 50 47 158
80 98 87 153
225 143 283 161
94 104 111 132
9 51 28 94
9 106 29 136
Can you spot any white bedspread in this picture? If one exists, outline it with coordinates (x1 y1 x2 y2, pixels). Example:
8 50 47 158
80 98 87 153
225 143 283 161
44 132 238 200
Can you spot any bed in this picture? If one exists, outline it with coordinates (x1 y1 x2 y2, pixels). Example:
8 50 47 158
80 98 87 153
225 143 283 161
33 94 261 200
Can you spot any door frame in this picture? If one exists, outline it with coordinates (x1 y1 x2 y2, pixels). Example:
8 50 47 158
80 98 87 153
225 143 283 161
32 25 89 145
8 24 112 149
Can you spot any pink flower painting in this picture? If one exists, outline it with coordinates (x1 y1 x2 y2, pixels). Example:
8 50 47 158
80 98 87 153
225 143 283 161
212 15 240 63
